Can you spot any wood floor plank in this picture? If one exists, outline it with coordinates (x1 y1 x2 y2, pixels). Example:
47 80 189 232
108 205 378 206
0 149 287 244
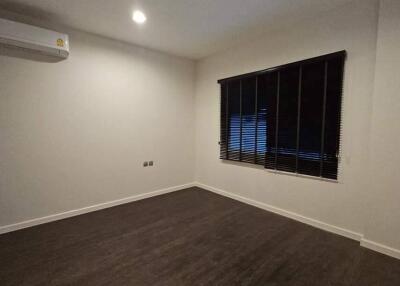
1 187 399 286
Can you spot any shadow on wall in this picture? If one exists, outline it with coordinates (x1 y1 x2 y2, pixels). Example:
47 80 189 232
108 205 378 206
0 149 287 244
0 2 56 24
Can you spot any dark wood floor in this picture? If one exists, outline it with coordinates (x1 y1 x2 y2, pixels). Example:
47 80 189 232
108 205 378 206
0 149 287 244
1 187 400 286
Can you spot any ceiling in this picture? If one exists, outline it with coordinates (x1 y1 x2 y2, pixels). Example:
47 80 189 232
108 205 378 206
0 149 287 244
0 0 353 59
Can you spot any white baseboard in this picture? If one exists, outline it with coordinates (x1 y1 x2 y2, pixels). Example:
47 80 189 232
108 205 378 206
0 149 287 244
0 182 195 235
361 239 400 260
194 182 362 241
2 181 399 261
194 182 400 260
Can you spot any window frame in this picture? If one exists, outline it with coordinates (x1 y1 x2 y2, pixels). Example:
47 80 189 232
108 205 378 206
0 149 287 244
218 51 346 181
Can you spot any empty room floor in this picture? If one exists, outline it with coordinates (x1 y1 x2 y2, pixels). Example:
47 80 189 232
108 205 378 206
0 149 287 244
1 187 399 286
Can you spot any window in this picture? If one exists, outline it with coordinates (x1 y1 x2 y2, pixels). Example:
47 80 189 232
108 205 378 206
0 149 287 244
219 51 346 180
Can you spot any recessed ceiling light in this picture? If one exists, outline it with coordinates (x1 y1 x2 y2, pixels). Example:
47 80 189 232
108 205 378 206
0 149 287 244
132 10 147 24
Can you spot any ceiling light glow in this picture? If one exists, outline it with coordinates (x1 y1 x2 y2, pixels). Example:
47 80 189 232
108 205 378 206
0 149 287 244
132 10 147 24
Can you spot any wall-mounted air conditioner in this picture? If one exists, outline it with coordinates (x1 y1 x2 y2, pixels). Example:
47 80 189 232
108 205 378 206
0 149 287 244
0 18 69 59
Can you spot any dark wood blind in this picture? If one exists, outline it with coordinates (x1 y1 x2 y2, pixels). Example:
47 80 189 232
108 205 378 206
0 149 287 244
219 51 345 180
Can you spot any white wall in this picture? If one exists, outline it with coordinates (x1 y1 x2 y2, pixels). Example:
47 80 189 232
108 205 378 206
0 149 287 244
364 0 400 250
0 29 195 227
195 0 379 239
195 0 400 254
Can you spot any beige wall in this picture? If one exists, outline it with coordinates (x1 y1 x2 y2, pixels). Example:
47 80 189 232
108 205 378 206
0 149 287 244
195 0 380 240
364 0 400 250
0 30 195 226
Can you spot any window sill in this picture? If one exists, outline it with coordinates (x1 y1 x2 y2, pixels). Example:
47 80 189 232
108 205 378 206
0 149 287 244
221 159 340 184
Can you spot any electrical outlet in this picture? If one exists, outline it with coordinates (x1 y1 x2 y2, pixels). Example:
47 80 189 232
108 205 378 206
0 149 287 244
143 161 148 167
149 161 154 166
